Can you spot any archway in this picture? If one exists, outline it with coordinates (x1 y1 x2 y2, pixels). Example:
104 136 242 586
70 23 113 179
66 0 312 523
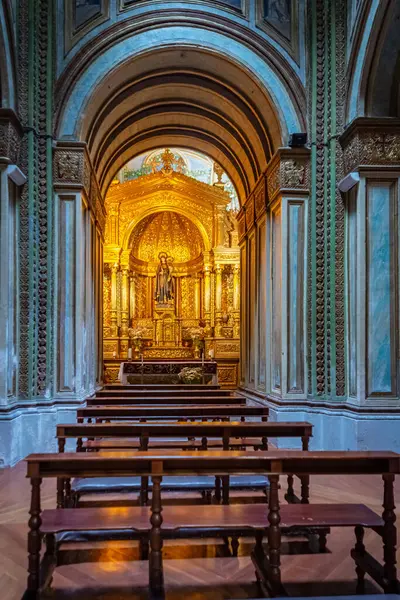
52 26 306 393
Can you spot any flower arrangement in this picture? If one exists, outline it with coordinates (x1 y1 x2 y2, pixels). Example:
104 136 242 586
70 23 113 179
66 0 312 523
178 366 203 384
128 326 146 350
188 326 204 345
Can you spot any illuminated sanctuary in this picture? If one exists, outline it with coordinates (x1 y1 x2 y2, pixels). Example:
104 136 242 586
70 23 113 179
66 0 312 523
103 148 240 385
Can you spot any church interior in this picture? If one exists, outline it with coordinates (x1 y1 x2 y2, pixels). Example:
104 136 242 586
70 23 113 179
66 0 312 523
1 0 400 598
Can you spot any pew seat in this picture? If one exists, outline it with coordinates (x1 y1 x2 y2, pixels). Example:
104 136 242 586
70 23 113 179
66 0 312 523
82 437 273 451
41 503 381 551
71 474 270 496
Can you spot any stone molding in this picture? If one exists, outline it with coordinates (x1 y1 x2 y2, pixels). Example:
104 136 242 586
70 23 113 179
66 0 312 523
340 118 400 175
0 109 24 167
266 147 311 204
53 141 107 231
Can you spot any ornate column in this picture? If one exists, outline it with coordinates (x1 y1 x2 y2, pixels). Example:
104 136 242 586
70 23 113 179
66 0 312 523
265 148 310 400
194 274 201 320
120 268 130 337
233 264 240 338
215 264 223 337
204 263 212 328
111 263 119 337
129 273 136 324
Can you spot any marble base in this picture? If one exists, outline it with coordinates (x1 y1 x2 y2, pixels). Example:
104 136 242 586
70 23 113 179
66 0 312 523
244 392 400 451
0 403 83 467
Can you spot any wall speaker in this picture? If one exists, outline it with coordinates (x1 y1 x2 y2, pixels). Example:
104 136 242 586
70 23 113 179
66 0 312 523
288 133 307 147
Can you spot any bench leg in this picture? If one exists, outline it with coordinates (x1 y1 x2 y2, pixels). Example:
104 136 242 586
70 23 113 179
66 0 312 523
27 477 42 597
222 475 230 505
231 536 239 557
214 476 222 503
268 474 282 595
382 473 398 592
149 475 164 597
354 525 365 593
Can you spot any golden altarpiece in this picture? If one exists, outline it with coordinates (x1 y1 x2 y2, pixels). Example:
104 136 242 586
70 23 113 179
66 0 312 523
103 154 240 387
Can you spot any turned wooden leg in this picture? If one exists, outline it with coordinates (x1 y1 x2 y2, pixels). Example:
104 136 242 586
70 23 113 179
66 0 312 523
286 475 294 502
201 436 208 450
300 475 310 504
64 478 72 507
231 536 239 557
222 475 230 505
27 477 42 595
354 524 365 592
382 473 398 592
56 477 64 509
319 531 328 553
76 437 83 452
261 437 268 450
267 474 282 595
149 475 164 595
215 476 221 502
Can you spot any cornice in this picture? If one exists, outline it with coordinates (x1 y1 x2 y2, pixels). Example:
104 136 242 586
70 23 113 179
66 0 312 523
106 171 231 206
0 108 23 166
265 146 310 204
53 140 107 231
340 117 400 174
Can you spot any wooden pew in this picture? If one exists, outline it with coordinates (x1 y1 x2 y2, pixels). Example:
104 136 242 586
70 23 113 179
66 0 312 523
86 395 246 405
57 420 312 505
104 383 221 391
77 404 269 422
24 450 400 599
95 388 235 398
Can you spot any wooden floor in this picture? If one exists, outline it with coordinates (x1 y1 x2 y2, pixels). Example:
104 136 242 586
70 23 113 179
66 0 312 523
1 463 399 599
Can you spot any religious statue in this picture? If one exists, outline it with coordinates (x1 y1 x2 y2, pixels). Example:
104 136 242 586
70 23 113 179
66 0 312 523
155 252 174 304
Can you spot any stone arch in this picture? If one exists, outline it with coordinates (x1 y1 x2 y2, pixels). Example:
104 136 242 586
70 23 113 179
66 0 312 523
55 26 306 203
0 1 16 109
346 0 399 122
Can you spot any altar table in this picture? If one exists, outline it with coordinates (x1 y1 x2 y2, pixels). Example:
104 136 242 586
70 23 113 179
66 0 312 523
117 360 218 385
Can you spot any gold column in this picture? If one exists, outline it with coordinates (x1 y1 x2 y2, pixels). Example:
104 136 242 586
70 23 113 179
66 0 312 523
121 268 130 336
215 264 223 336
204 265 212 327
233 264 240 337
194 274 201 320
129 273 136 325
111 263 119 337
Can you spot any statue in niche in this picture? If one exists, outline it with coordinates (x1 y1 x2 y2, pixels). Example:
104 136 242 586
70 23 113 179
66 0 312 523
155 252 174 304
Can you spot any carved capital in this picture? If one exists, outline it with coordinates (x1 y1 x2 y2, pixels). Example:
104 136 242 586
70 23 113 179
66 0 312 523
266 147 310 204
0 109 24 167
254 177 267 219
340 118 400 174
245 194 255 230
53 141 107 232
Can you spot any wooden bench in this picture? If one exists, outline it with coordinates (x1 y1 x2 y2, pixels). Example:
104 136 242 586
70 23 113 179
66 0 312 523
104 383 222 391
86 395 246 405
95 389 235 398
24 450 400 599
57 420 312 506
77 404 269 422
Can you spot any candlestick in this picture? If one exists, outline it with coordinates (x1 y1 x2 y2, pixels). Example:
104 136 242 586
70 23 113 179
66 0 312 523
202 352 204 366
112 350 117 359
128 347 132 360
